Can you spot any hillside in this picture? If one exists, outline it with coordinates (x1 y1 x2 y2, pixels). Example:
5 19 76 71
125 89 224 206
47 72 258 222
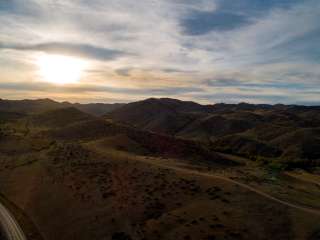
106 98 320 168
106 98 209 135
271 128 320 165
28 107 96 129
177 114 256 141
45 118 234 166
0 111 26 124
1 97 320 167
212 135 282 158
72 102 125 116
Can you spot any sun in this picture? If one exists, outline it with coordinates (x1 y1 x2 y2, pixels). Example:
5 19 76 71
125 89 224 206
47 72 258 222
36 54 87 84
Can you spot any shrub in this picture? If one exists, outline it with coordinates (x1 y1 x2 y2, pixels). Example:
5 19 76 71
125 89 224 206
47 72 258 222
112 232 132 240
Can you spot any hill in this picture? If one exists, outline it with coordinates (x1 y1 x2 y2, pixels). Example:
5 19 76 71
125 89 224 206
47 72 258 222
0 97 320 240
45 118 235 166
2 97 320 168
72 102 125 116
0 98 124 116
106 98 209 135
0 111 26 124
270 128 320 166
106 98 320 168
177 114 257 141
28 107 96 128
0 98 64 114
212 135 282 158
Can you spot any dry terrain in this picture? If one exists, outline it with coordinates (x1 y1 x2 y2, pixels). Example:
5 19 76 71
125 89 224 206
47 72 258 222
0 98 319 240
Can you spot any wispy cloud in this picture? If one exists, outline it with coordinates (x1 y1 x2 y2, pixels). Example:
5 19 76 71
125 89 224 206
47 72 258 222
181 11 251 35
0 81 203 96
205 78 309 90
0 42 128 61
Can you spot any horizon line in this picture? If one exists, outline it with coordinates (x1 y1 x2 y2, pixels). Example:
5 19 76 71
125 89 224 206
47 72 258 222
1 97 320 107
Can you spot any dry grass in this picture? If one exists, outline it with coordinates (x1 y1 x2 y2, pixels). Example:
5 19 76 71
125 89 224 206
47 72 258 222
0 139 319 240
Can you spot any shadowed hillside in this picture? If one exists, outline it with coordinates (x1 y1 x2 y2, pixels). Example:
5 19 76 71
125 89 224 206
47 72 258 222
105 98 210 135
107 98 320 168
45 118 235 166
28 107 96 128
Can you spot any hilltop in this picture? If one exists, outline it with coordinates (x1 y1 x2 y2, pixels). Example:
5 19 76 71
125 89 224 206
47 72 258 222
0 98 124 116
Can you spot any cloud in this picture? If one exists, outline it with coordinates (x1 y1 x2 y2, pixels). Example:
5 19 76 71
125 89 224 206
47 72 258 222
215 0 300 15
0 81 203 96
0 0 14 12
161 68 197 74
179 0 302 36
205 78 308 90
115 67 132 77
181 11 251 35
0 42 128 61
205 78 242 87
0 0 40 16
191 91 319 105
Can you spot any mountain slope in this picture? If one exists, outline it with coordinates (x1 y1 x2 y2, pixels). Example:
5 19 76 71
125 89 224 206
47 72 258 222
178 114 257 141
271 128 320 162
106 98 208 135
45 118 236 165
212 135 282 158
28 107 96 128
106 98 320 167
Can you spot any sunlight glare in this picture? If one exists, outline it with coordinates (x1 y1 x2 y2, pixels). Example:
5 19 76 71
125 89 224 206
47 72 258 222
36 54 87 84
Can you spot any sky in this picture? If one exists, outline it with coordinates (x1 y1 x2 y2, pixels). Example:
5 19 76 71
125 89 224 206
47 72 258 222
0 0 319 104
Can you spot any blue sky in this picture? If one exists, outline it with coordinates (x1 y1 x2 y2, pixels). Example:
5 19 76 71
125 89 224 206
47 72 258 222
0 0 319 104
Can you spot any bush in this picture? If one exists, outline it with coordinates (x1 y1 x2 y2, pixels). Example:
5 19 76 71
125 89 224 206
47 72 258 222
267 161 287 172
112 232 132 240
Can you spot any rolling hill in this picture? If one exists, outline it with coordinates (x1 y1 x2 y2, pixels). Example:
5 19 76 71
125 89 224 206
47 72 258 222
45 118 235 166
106 98 320 167
0 97 320 240
105 98 209 135
2 97 320 167
28 107 96 129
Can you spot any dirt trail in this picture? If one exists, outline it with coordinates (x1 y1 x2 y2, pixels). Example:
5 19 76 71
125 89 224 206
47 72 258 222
138 157 320 216
90 146 320 216
0 201 26 240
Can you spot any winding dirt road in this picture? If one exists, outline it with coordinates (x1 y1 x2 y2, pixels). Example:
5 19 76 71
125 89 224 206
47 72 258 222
1 151 318 240
0 201 26 240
